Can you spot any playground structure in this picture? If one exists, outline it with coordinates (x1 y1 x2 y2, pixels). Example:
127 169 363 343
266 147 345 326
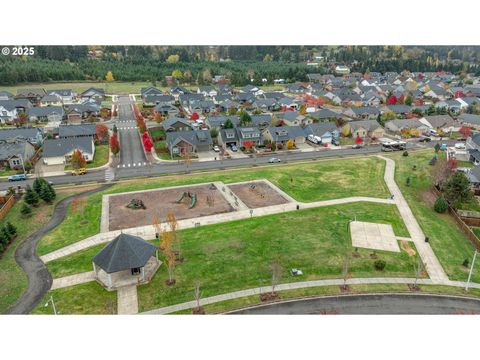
228 181 289 209
249 183 266 199
126 199 146 210
175 192 197 209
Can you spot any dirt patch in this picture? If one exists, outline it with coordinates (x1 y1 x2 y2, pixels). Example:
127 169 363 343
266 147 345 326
108 184 235 231
400 240 416 256
228 181 289 209
422 188 437 207
260 292 280 302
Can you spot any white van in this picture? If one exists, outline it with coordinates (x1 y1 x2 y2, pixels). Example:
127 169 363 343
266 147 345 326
307 134 321 144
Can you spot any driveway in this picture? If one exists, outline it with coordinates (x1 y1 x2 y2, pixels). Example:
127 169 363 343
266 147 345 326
197 150 219 162
35 162 65 176
229 294 480 314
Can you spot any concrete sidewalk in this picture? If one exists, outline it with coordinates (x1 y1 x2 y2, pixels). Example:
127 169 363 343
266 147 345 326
117 285 138 314
377 155 449 283
51 271 95 290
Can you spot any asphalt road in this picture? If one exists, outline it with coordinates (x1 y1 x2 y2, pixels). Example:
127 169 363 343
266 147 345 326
4 184 112 314
228 294 480 314
115 95 148 168
0 139 457 191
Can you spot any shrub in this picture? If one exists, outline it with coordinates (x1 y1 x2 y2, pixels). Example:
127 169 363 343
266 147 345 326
434 196 448 213
5 222 17 237
403 151 409 157
20 203 32 216
463 258 470 267
24 185 39 207
374 260 386 271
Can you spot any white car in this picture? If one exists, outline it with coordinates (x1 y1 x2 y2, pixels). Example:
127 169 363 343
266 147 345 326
307 134 321 144
213 145 220 152
454 143 466 150
268 157 281 163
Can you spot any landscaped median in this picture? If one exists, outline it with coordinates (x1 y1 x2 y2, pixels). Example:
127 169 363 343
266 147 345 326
36 156 389 256
37 201 420 314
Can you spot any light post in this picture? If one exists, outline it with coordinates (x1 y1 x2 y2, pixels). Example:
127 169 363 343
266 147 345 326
44 295 57 315
465 249 478 291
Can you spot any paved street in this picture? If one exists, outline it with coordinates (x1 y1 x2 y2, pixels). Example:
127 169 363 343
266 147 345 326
0 139 455 191
228 294 480 315
115 95 148 168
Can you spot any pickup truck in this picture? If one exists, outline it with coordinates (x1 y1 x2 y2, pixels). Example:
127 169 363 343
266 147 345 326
71 168 87 176
8 174 27 181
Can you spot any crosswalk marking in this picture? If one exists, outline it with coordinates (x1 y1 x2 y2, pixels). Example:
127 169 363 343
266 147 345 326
105 168 115 182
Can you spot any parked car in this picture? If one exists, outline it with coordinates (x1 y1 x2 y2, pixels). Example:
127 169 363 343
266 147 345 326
268 157 281 163
352 144 363 149
331 138 340 146
8 174 27 182
231 144 238 152
307 134 321 144
213 145 220 152
71 168 86 176
454 142 466 150
419 136 432 143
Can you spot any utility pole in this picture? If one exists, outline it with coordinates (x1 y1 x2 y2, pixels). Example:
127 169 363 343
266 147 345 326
17 153 26 176
466 249 478 291
45 295 57 315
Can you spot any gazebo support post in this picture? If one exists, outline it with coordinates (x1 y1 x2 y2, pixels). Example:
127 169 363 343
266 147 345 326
141 267 145 281
108 273 113 288
156 250 159 261
92 262 97 277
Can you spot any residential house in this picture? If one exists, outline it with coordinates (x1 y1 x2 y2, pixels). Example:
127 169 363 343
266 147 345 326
161 117 193 132
144 94 174 107
189 100 216 114
384 118 429 135
15 88 47 104
458 113 480 130
26 106 64 123
80 87 105 101
263 126 306 145
206 115 240 129
304 122 339 144
58 124 97 139
169 86 192 99
47 89 76 103
0 91 13 101
154 102 179 116
275 111 312 127
166 130 213 156
235 92 256 104
0 99 32 115
0 101 18 123
309 108 343 121
344 106 380 120
343 120 385 139
253 98 279 112
197 86 218 97
218 128 239 148
278 97 299 110
42 137 95 165
386 105 412 117
236 127 263 147
0 139 35 170
141 87 163 99
39 94 63 107
251 114 272 130
240 85 263 97
419 115 459 133
0 127 44 145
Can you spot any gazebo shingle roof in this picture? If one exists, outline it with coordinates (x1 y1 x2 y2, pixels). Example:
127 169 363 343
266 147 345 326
93 233 157 273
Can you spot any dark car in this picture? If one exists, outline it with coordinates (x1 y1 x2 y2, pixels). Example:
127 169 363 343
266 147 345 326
352 144 363 149
331 138 340 146
419 136 432 143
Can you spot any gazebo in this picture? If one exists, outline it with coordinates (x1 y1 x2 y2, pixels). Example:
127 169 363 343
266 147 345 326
92 233 161 290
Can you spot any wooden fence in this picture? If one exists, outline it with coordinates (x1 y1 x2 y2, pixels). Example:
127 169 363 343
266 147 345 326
432 187 480 250
0 195 15 222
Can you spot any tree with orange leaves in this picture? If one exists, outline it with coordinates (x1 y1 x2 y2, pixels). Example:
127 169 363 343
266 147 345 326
161 225 176 286
71 149 86 169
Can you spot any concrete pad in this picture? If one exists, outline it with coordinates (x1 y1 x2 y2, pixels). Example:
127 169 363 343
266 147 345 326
350 221 400 252
117 285 138 314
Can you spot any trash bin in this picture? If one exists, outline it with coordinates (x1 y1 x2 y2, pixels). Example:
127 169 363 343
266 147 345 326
425 236 429 243
296 204 300 210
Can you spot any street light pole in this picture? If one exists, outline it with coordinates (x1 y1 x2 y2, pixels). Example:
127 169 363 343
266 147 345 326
466 249 478 291
17 153 26 176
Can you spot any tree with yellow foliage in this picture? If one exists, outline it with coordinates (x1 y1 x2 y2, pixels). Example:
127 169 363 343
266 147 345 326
166 54 180 63
105 71 114 82
299 104 307 115
286 139 295 150
341 125 351 138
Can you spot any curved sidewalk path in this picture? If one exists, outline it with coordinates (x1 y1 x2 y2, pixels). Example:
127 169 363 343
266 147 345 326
377 155 449 283
4 184 113 314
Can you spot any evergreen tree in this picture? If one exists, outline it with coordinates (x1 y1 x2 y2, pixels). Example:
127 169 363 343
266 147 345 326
20 203 32 216
24 185 39 207
5 222 17 237
39 182 55 203
33 177 46 194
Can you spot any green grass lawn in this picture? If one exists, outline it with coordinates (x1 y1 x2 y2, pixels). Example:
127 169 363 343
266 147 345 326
0 189 81 313
149 129 166 139
0 168 19 177
65 144 109 170
37 156 389 255
45 201 416 314
32 282 117 315
388 150 480 283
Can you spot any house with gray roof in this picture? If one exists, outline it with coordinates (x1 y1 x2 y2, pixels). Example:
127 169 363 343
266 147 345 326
0 91 13 101
459 113 480 129
42 137 95 165
304 122 339 144
263 126 306 145
58 124 97 139
47 89 76 103
0 127 43 145
15 88 47 103
206 115 240 129
309 108 343 121
161 116 193 132
144 94 174 107
218 128 239 148
80 87 105 100
27 106 64 123
419 115 458 133
0 139 35 170
343 120 385 139
275 111 312 127
166 130 213 156
385 118 429 134
154 102 179 116
236 127 263 147
344 106 380 120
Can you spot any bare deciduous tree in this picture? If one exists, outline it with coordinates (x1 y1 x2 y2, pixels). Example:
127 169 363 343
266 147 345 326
194 280 202 310
269 261 283 295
